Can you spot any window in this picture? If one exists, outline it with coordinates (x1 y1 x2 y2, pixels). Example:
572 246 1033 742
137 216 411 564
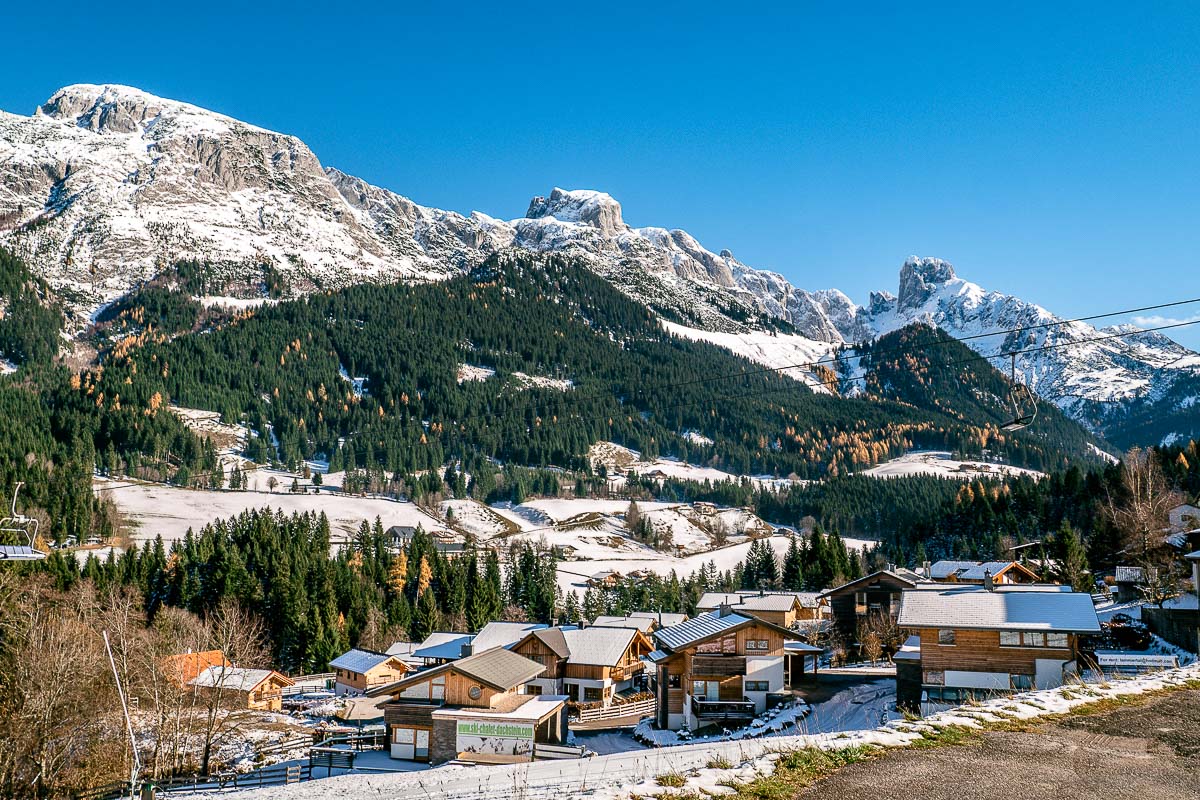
1022 632 1045 647
744 680 770 692
584 687 603 701
999 631 1021 646
431 676 446 700
937 630 956 646
746 639 769 652
923 670 945 686
1045 633 1068 648
393 727 415 744
667 674 681 689
855 591 867 614
691 680 720 700
1010 674 1034 691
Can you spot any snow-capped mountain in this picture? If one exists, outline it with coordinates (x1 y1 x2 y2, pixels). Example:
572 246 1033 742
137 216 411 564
1 84 1196 445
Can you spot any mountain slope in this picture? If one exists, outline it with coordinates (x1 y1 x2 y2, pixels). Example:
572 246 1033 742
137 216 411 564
1 84 1195 446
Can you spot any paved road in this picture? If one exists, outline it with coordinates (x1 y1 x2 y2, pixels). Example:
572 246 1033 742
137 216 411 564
800 689 1200 800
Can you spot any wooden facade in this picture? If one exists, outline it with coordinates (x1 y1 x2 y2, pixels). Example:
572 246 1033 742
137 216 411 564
654 618 793 731
911 627 1077 678
821 571 917 639
333 656 409 695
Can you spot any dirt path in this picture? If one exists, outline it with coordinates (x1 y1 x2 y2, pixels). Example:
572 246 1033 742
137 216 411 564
799 690 1200 800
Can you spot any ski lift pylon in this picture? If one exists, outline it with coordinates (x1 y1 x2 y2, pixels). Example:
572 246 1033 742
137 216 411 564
0 482 46 561
1000 354 1037 432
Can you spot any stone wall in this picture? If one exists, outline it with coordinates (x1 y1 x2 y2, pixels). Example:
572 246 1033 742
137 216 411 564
431 717 458 765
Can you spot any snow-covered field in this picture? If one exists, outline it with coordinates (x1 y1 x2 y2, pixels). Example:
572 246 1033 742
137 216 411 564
98 479 447 545
859 450 1044 480
661 320 836 390
553 531 877 597
180 662 1200 800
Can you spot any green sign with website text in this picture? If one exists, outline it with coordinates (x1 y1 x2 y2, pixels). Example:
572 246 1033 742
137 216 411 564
456 720 535 740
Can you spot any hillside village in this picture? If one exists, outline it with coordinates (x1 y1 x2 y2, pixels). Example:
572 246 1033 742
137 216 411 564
3 31 1200 800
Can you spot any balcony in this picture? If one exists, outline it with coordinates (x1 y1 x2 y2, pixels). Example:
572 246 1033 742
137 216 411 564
692 699 756 721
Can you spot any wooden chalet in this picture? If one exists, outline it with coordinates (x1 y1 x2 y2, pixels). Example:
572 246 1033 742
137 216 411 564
647 608 801 731
365 646 569 764
329 648 411 695
818 569 925 640
189 665 295 712
161 649 230 687
927 560 1040 585
894 585 1100 710
697 590 826 627
512 624 655 706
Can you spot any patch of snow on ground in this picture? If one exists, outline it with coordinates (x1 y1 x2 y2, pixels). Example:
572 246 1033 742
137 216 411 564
196 296 277 310
457 363 497 383
682 430 714 447
181 663 1200 800
661 320 837 390
859 450 1044 480
0 358 16 375
512 371 573 391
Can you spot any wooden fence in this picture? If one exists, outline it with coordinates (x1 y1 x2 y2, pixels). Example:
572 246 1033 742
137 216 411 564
79 762 312 800
574 696 656 723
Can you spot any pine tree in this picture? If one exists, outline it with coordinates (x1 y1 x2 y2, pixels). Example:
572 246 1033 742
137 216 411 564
1053 521 1091 592
782 534 804 590
411 587 442 642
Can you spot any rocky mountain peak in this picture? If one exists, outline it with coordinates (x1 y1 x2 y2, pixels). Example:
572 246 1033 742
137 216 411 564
898 255 957 310
525 188 626 236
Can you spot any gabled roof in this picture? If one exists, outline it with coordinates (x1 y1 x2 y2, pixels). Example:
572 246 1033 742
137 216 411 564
655 611 753 650
472 621 547 651
560 626 641 667
629 611 689 626
190 665 292 692
525 627 572 659
818 570 921 599
929 560 1037 581
329 648 403 674
697 590 822 611
592 615 655 632
367 646 544 697
897 586 1100 633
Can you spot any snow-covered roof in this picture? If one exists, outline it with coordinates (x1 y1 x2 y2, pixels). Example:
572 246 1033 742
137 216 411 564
413 632 473 661
431 694 568 723
783 640 824 654
818 570 922 598
370 647 545 696
897 587 1100 633
697 591 821 610
1186 550 1200 561
892 634 922 661
560 627 639 667
190 665 290 692
472 622 547 652
329 648 402 674
654 611 753 651
929 560 1031 581
592 615 655 632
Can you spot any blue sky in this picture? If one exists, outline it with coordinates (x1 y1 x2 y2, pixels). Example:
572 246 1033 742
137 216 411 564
3 2 1199 346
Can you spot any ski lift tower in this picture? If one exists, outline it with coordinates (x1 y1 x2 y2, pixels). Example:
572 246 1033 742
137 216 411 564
0 482 47 562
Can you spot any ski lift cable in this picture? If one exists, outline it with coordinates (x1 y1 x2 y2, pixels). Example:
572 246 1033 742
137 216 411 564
541 316 1200 426
547 295 1200 408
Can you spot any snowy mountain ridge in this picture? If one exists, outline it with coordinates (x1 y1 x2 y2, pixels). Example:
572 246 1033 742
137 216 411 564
1 84 1196 446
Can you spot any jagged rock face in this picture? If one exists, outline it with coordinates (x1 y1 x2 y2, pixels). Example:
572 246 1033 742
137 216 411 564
897 256 957 311
1 84 1196 443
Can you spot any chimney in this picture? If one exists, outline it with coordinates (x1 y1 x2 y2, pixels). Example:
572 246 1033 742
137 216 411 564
718 602 733 618
759 587 765 597
983 570 994 592
923 560 931 579
460 642 473 658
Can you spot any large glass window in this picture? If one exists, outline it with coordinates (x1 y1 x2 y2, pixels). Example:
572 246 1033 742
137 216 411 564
999 631 1021 646
691 680 721 700
1045 633 1068 648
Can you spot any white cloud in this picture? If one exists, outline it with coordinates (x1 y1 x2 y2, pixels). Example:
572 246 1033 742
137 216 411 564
1130 313 1200 328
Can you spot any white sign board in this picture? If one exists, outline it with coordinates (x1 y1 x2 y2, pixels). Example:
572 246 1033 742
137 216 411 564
1096 652 1178 668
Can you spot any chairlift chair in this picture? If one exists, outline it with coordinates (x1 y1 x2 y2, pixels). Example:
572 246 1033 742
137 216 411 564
1000 354 1038 432
0 482 46 561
